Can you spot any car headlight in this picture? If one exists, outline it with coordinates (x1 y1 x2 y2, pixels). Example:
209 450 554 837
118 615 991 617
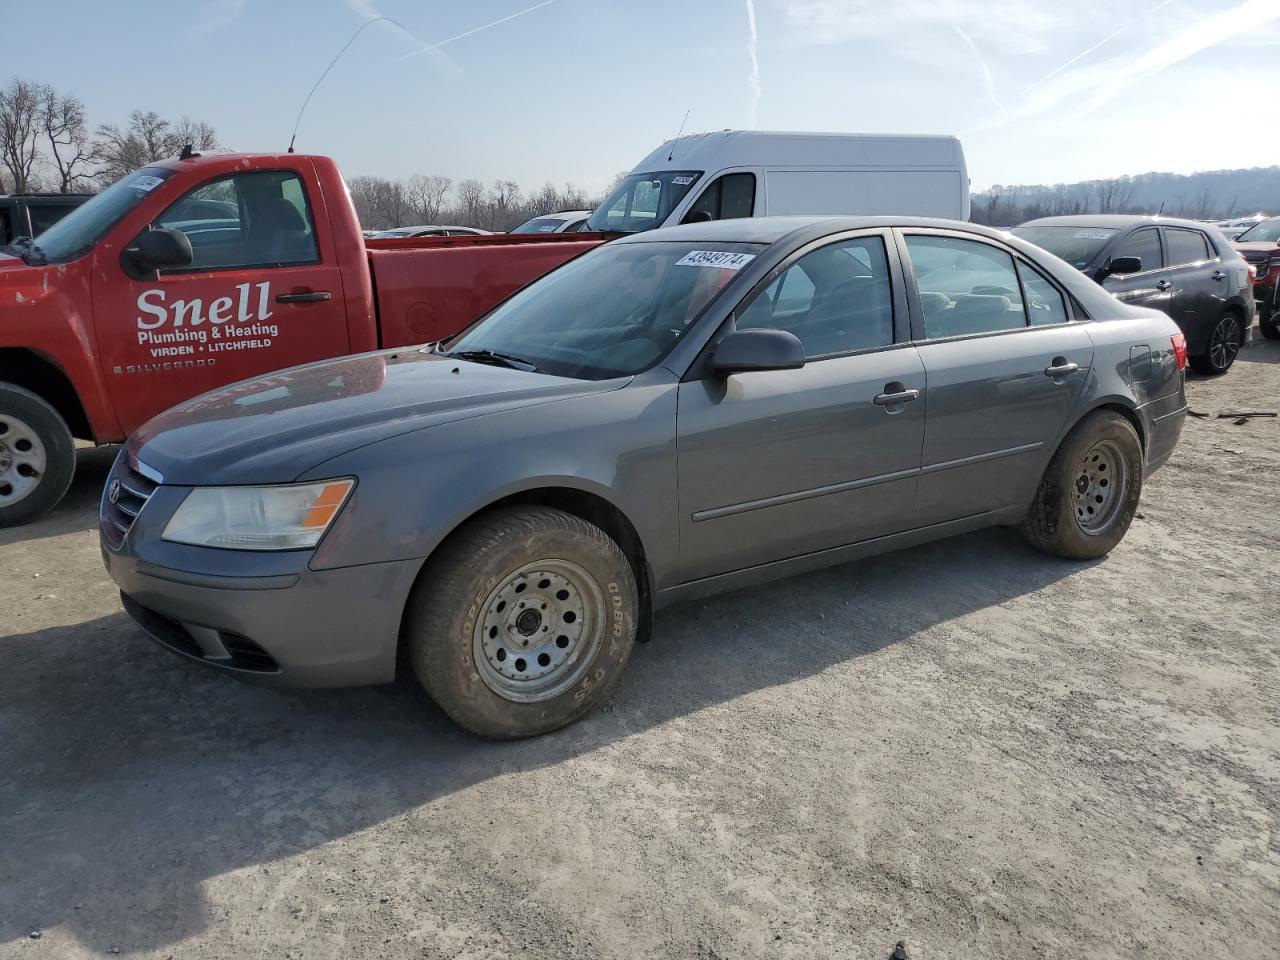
161 479 354 550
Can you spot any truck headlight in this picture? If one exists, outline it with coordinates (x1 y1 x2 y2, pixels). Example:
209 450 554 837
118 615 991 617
162 479 354 550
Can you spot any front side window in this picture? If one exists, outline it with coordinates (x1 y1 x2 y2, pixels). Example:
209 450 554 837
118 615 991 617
737 236 894 357
1017 261 1069 326
153 170 319 272
684 173 757 223
905 235 1026 338
585 170 702 233
1112 228 1163 272
447 240 761 380
1164 228 1211 267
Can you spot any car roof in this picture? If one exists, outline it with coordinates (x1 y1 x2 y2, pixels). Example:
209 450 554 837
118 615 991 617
614 215 1017 247
1017 214 1215 230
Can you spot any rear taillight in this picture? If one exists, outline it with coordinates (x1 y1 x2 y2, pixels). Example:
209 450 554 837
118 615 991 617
1171 333 1188 371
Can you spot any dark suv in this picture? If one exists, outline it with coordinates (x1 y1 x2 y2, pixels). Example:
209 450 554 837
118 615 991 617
1231 217 1280 340
0 194 92 246
1013 215 1255 374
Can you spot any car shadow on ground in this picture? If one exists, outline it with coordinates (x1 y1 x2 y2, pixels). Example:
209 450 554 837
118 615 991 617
0 525 1093 953
0 445 117 548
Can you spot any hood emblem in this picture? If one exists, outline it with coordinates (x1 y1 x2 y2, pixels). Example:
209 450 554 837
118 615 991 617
108 479 122 505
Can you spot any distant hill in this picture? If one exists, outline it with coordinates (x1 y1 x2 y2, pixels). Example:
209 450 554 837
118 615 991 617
971 166 1280 226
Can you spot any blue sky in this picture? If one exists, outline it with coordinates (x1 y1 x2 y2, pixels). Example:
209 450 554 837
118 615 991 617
5 0 1279 194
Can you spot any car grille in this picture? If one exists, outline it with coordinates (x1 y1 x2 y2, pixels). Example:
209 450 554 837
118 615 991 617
100 452 158 549
1242 252 1271 276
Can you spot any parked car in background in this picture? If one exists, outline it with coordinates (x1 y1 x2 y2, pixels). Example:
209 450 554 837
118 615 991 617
585 130 969 234
1012 215 1254 375
0 193 92 246
510 210 593 234
102 215 1186 738
1213 216 1267 240
369 225 492 239
1232 216 1280 339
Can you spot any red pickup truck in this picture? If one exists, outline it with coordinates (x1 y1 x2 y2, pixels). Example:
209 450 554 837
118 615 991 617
0 152 609 525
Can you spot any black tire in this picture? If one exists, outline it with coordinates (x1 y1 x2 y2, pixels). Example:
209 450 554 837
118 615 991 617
0 382 76 528
405 506 638 739
1189 311 1244 375
1259 307 1280 341
1022 410 1143 561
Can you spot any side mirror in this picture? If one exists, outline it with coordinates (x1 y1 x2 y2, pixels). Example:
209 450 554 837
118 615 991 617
1106 255 1142 276
681 209 713 225
128 227 193 276
709 328 806 375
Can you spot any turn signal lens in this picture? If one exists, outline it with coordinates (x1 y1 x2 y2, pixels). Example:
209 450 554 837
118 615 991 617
162 479 355 550
1171 333 1188 371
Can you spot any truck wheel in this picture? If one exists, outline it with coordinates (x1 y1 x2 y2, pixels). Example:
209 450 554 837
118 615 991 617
0 383 76 528
1259 308 1280 341
406 506 638 739
1022 410 1143 561
1188 312 1243 374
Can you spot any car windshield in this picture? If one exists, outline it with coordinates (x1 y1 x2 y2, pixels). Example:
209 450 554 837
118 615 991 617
1235 219 1280 243
1011 225 1120 269
26 166 175 264
510 217 565 234
446 240 763 380
585 171 702 233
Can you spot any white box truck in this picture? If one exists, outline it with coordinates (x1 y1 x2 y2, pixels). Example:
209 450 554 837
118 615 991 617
585 130 969 233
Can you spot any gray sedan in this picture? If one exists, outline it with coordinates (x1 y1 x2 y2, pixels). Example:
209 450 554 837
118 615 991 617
101 217 1188 738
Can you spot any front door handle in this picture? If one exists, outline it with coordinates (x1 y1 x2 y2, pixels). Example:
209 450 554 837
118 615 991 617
1210 270 1226 281
275 290 333 303
1045 359 1079 378
1155 279 1172 291
873 385 921 406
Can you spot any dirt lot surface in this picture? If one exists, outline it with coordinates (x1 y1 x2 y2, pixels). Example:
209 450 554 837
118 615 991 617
2 338 1278 960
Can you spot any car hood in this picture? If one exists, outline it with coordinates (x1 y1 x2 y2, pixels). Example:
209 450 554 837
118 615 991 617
1233 240 1280 254
130 348 626 485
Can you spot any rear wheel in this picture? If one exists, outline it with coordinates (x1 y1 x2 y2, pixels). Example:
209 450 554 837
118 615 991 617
1189 312 1243 374
1259 306 1279 341
0 383 75 528
1022 411 1143 560
406 506 638 738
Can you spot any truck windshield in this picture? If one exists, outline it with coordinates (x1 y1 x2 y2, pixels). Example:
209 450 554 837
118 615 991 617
446 240 763 380
585 171 702 233
1235 219 1280 243
25 166 176 264
1010 225 1119 269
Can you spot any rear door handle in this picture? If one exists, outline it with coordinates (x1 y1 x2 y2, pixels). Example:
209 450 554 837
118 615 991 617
1210 270 1226 281
1045 360 1079 378
873 387 921 406
1155 280 1172 291
275 290 333 303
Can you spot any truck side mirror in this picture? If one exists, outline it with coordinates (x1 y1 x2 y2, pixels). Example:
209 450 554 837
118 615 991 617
709 328 806 375
126 227 193 278
1106 255 1142 276
681 210 714 225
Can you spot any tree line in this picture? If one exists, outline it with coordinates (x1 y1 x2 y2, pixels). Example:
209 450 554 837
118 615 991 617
0 78 220 194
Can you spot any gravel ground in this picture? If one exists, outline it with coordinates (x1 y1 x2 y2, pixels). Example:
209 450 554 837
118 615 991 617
2 337 1278 960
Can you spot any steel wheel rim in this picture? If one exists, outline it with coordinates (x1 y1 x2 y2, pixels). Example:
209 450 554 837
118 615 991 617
1209 315 1240 370
472 558 606 703
0 415 48 507
1072 439 1128 536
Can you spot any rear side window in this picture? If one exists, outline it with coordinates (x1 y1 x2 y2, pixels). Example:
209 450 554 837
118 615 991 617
1112 228 1163 272
737 236 894 357
154 170 319 272
905 235 1026 338
1017 261 1069 326
1165 228 1212 267
684 173 756 223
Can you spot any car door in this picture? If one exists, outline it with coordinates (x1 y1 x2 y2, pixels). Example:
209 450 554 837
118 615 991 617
674 231 926 584
1101 226 1172 315
91 167 351 435
1163 226 1224 349
900 230 1095 526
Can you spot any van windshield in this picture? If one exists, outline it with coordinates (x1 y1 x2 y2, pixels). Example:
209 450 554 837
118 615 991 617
585 171 702 233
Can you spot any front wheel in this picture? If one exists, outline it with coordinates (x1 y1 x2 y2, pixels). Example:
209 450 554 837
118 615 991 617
0 383 76 528
406 506 638 738
1259 307 1279 341
1189 312 1243 375
1022 411 1144 560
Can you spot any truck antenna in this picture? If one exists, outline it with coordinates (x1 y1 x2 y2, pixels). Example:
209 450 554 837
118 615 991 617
1157 200 1166 216
288 16 407 153
667 109 691 161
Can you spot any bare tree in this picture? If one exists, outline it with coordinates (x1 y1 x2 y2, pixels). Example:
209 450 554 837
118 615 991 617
95 110 219 183
39 85 95 193
0 78 43 193
487 179 522 230
405 173 452 224
455 178 485 226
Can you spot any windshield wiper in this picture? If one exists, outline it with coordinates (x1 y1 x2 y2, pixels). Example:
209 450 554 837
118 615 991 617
447 348 540 372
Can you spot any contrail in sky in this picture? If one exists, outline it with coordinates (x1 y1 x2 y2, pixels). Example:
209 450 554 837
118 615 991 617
953 25 1006 120
1025 0 1176 91
393 0 558 62
745 0 761 127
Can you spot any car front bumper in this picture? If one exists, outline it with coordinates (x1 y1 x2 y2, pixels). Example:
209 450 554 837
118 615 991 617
102 544 422 688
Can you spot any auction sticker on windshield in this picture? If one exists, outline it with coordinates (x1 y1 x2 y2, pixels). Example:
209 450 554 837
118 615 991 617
1073 231 1113 239
675 251 756 270
131 175 166 193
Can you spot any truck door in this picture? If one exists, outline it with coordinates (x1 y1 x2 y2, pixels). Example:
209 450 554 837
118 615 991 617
677 171 759 225
92 168 350 435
